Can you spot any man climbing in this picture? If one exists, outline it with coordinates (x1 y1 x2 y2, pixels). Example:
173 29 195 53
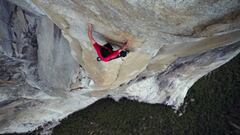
87 23 128 62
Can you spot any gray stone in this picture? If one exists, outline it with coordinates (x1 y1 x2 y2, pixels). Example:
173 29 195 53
37 16 79 90
0 0 240 133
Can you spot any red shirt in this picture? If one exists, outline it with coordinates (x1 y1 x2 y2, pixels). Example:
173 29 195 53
93 42 121 62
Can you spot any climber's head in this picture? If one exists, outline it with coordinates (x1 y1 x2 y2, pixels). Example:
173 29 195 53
120 50 127 57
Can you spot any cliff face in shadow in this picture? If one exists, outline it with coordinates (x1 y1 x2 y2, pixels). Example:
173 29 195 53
0 0 240 133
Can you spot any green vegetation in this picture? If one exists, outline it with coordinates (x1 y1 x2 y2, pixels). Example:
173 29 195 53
52 54 240 135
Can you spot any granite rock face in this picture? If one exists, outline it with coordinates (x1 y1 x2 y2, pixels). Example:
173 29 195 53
0 0 240 133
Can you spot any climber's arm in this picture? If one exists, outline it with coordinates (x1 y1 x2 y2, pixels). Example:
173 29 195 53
120 41 128 51
104 35 126 45
88 23 96 45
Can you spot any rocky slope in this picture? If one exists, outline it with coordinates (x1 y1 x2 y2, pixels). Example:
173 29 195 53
0 0 240 133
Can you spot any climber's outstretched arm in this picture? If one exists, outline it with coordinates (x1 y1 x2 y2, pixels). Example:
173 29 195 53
120 41 128 51
104 35 126 45
88 23 96 45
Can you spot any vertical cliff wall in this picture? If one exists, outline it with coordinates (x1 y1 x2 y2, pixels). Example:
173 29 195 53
0 0 240 133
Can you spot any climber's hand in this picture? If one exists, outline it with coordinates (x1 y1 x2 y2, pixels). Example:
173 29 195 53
121 41 128 50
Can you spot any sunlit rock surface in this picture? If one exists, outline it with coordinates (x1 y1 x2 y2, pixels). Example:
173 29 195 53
0 0 240 133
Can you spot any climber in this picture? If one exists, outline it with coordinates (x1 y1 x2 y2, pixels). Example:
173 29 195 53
87 23 129 62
